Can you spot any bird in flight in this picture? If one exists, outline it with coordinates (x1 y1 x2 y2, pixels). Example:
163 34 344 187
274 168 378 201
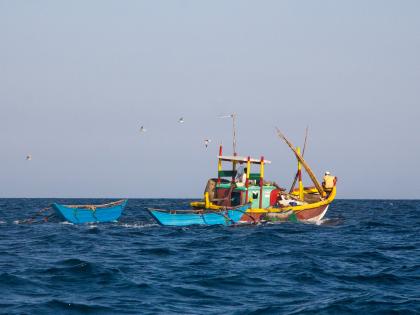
139 126 147 133
219 113 234 119
178 117 185 124
204 139 211 149
26 155 32 161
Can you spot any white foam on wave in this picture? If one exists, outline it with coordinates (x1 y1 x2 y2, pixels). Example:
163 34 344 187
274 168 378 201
60 221 74 225
299 218 329 226
119 222 159 229
0 220 6 224
314 217 343 226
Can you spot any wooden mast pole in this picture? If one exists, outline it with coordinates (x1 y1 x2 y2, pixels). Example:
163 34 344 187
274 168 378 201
232 160 236 184
259 156 265 209
217 145 223 185
232 113 237 156
276 128 326 198
289 126 309 193
231 113 237 185
245 156 251 202
297 147 304 201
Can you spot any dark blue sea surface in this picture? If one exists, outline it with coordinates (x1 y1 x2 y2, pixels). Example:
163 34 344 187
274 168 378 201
0 199 419 314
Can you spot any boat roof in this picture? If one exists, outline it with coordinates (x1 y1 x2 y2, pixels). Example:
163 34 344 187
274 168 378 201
218 155 271 164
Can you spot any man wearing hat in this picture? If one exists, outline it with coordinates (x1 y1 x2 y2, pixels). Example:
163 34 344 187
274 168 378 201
322 171 336 191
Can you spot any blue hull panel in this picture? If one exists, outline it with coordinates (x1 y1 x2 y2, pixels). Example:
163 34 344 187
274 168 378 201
52 201 127 224
148 204 250 226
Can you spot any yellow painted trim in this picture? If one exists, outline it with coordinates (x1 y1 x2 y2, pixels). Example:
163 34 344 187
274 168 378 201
247 186 337 213
291 187 318 195
190 201 223 210
297 147 304 201
205 192 210 208
190 186 337 213
260 160 264 179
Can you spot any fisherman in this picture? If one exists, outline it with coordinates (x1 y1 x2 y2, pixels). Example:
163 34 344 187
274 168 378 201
322 171 336 190
235 167 247 187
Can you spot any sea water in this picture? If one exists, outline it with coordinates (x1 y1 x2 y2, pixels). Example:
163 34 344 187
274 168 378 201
0 199 419 314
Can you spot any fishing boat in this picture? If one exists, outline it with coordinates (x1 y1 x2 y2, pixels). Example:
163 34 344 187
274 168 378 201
147 203 251 226
190 130 337 224
52 199 128 224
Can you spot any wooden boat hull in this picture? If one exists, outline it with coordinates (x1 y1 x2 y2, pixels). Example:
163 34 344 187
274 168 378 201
148 204 251 226
239 205 329 223
240 186 336 224
52 200 127 224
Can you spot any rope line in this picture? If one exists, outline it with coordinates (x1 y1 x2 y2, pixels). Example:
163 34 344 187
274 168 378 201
16 207 54 224
63 199 126 210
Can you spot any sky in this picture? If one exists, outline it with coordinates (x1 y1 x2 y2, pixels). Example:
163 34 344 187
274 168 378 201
0 0 419 199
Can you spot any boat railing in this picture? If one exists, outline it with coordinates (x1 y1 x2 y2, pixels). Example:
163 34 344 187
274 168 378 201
63 199 127 209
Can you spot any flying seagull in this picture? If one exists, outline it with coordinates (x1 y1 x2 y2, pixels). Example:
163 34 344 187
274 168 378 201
139 126 147 133
26 155 32 161
204 139 211 149
178 117 185 124
219 114 234 119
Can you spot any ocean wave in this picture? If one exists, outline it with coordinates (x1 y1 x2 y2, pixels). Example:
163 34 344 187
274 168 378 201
118 222 159 229
0 198 419 314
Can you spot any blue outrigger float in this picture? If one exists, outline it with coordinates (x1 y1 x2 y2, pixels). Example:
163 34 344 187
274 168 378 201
147 203 251 226
52 199 128 224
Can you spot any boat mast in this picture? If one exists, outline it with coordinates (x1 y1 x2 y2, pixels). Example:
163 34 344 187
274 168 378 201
289 126 309 193
232 113 237 156
245 156 251 202
276 127 326 198
297 147 304 201
217 145 223 185
220 112 238 155
259 156 265 208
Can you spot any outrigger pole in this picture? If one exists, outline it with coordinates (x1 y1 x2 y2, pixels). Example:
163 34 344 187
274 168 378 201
275 128 326 198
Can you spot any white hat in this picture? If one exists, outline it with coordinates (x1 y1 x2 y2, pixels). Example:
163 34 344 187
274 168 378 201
325 171 331 175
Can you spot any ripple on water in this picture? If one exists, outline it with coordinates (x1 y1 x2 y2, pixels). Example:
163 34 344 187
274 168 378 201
31 299 113 313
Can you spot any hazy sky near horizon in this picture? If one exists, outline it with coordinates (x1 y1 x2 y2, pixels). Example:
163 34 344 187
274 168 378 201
1 1 419 199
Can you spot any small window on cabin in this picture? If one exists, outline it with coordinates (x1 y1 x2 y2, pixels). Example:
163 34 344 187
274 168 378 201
252 192 259 199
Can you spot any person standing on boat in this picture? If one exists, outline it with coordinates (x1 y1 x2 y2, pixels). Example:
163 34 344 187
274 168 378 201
236 167 247 187
322 171 336 190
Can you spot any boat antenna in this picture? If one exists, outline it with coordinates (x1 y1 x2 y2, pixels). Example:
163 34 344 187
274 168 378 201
219 113 237 155
232 113 237 155
302 125 309 156
289 126 309 193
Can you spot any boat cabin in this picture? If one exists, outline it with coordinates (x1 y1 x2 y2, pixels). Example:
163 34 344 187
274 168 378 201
204 145 281 209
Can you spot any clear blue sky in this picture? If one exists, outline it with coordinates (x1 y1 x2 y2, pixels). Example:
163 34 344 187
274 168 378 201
1 1 419 199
